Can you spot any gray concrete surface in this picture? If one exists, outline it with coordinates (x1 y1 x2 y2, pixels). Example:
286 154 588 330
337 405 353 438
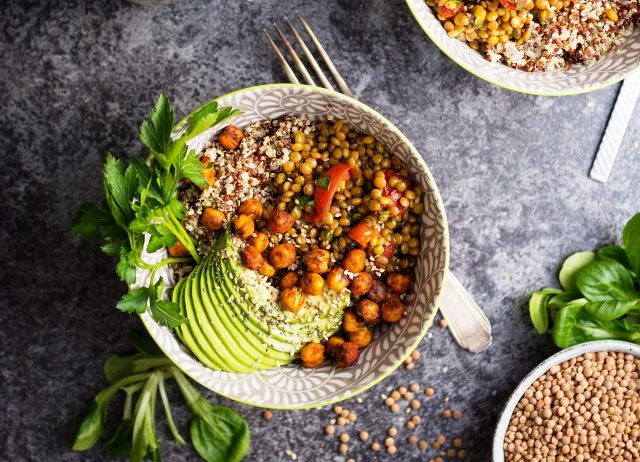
1 0 639 461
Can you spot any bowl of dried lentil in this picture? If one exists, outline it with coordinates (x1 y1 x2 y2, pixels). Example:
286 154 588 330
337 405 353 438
406 0 640 95
493 340 640 461
140 84 449 409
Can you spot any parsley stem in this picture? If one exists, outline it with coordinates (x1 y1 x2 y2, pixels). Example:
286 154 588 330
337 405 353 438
136 256 192 271
162 209 200 264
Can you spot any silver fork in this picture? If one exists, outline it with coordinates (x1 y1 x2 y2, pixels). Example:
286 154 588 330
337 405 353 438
264 13 492 354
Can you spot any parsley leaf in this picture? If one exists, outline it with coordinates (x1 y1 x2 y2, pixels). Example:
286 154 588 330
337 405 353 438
140 92 174 156
297 194 314 207
148 280 186 328
72 203 115 241
315 175 330 190
116 287 150 314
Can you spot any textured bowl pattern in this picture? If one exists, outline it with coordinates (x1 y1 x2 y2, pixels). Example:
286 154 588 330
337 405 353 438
407 0 640 95
139 84 449 409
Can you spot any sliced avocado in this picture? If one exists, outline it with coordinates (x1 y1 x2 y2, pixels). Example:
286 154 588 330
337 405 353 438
171 232 349 373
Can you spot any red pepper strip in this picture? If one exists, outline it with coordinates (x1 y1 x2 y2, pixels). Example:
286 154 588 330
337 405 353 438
313 163 352 225
381 169 411 218
348 220 379 248
498 0 526 9
437 0 464 19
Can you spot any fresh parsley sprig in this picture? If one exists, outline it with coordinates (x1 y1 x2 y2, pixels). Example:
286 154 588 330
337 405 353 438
72 93 240 327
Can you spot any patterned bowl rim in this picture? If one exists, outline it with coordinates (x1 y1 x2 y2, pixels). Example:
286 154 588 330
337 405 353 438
141 83 450 409
405 0 640 96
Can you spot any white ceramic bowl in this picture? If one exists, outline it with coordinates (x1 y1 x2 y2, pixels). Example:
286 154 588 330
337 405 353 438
406 0 640 95
138 84 450 409
493 340 640 461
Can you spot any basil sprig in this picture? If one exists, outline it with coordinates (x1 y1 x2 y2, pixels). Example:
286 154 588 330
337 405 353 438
530 213 640 348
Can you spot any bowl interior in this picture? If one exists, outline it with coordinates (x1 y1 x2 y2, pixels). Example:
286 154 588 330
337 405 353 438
406 0 640 95
139 84 449 409
492 340 640 460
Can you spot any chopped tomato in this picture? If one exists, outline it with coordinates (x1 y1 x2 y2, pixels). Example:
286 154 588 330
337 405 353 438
313 163 352 225
437 0 464 19
349 220 379 248
498 0 527 8
381 169 411 218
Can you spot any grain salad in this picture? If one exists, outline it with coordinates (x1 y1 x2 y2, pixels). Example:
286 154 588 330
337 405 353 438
170 115 425 370
427 0 640 71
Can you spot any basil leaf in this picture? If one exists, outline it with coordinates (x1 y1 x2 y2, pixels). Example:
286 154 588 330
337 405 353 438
558 251 596 291
105 417 133 456
575 260 637 302
552 305 640 348
623 212 640 277
596 245 631 269
529 290 556 334
548 291 582 311
191 402 250 462
585 300 640 322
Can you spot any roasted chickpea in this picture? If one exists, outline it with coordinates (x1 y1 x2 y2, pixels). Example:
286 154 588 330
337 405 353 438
349 328 373 348
200 155 216 187
238 198 263 220
356 299 381 325
342 311 365 333
350 272 373 296
300 272 325 296
326 335 345 357
269 242 296 269
247 232 269 253
167 241 188 257
343 249 366 273
233 214 254 240
381 296 405 323
280 287 306 313
300 342 325 368
368 279 388 303
268 210 295 234
241 245 263 270
280 271 299 289
201 208 225 231
334 341 360 368
257 261 275 277
387 272 412 294
304 249 331 274
219 125 244 150
326 267 350 292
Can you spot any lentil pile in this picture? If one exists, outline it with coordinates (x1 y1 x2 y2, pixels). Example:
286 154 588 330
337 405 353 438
504 351 640 461
176 116 425 369
427 0 640 71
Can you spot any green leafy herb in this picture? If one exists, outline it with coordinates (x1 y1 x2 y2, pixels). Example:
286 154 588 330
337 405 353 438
72 93 240 327
73 333 250 462
558 251 595 291
575 260 637 302
296 194 314 207
528 213 640 348
315 175 330 189
623 213 640 277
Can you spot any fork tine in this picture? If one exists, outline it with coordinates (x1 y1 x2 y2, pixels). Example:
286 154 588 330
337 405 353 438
273 23 316 86
264 30 300 84
284 17 335 91
296 11 353 97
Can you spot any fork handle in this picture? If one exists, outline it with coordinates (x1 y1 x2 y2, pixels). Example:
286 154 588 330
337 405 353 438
438 270 492 353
